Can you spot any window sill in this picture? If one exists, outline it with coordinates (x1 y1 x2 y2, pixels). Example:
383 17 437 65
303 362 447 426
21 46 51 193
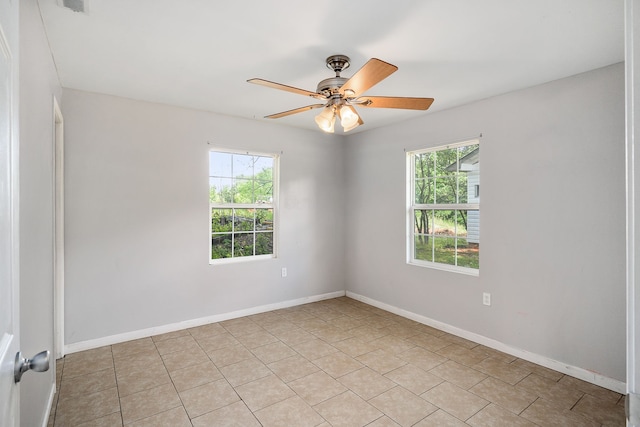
408 260 479 277
210 254 275 265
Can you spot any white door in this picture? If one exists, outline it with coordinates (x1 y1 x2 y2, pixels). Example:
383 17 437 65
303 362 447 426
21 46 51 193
0 0 20 425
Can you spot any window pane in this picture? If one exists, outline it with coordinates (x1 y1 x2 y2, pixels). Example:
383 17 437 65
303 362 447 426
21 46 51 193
414 178 434 204
465 209 480 243
256 232 273 255
457 238 480 269
459 143 479 160
233 178 253 203
413 209 433 235
254 156 273 178
415 153 434 178
211 208 233 232
234 209 255 231
414 235 433 262
255 180 273 203
209 178 218 203
434 176 456 204
433 210 456 236
234 233 254 257
256 209 273 231
233 154 254 178
455 210 468 237
210 151 232 177
433 236 456 265
457 173 468 203
210 177 234 203
434 148 458 176
211 233 232 259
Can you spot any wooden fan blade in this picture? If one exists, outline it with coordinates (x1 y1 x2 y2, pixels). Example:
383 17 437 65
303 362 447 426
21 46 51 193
358 96 434 110
339 58 398 97
248 78 326 100
265 104 325 119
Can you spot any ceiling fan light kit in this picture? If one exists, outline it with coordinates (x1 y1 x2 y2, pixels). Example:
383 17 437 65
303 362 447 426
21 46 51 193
248 54 434 133
315 106 336 133
339 105 359 128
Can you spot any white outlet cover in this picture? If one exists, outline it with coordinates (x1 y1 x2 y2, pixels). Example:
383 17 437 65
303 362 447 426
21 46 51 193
483 293 491 306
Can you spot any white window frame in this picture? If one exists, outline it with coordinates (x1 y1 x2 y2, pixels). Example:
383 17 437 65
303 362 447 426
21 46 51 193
407 139 480 276
209 148 279 265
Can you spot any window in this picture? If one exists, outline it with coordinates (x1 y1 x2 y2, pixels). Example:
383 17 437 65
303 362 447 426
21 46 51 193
408 140 480 274
209 150 278 263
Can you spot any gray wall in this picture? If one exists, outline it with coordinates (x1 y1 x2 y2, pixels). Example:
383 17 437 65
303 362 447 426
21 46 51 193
345 63 626 382
19 0 62 425
62 63 625 384
62 89 347 344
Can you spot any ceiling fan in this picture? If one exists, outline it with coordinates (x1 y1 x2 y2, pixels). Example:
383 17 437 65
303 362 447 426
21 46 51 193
248 55 434 133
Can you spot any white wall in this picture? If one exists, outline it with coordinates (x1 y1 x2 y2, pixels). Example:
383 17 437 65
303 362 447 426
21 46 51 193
345 63 626 382
19 0 62 425
62 89 346 345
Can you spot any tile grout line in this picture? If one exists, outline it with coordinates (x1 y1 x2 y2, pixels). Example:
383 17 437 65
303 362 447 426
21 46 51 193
110 348 125 427
154 337 193 425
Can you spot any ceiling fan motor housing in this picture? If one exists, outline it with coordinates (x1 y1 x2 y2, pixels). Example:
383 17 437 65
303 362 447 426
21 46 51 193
316 77 348 98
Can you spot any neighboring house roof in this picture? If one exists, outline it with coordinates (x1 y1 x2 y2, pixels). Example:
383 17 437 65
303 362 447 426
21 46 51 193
445 148 479 172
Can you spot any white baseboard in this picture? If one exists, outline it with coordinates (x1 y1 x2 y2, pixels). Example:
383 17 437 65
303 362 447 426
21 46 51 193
346 291 626 394
64 289 625 394
64 290 346 355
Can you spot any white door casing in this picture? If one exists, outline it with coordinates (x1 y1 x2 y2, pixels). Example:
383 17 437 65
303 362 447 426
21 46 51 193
627 1 640 424
54 98 64 359
0 0 20 425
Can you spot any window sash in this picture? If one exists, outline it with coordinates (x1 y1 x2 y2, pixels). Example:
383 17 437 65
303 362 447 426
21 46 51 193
413 203 478 210
409 207 480 274
210 202 273 209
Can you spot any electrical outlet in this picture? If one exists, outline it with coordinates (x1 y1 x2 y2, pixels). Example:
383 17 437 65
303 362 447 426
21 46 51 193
281 267 287 278
483 292 491 306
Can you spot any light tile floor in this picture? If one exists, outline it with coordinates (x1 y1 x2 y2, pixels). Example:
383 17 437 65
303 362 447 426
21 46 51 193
49 297 626 426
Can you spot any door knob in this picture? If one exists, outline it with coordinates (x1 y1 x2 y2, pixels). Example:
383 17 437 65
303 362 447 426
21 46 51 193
14 350 50 383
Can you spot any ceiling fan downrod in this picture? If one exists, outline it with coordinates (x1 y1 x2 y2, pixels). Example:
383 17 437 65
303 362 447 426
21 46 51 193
317 55 352 98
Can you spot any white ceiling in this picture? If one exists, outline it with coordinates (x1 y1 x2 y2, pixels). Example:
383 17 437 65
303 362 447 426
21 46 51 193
37 0 624 134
